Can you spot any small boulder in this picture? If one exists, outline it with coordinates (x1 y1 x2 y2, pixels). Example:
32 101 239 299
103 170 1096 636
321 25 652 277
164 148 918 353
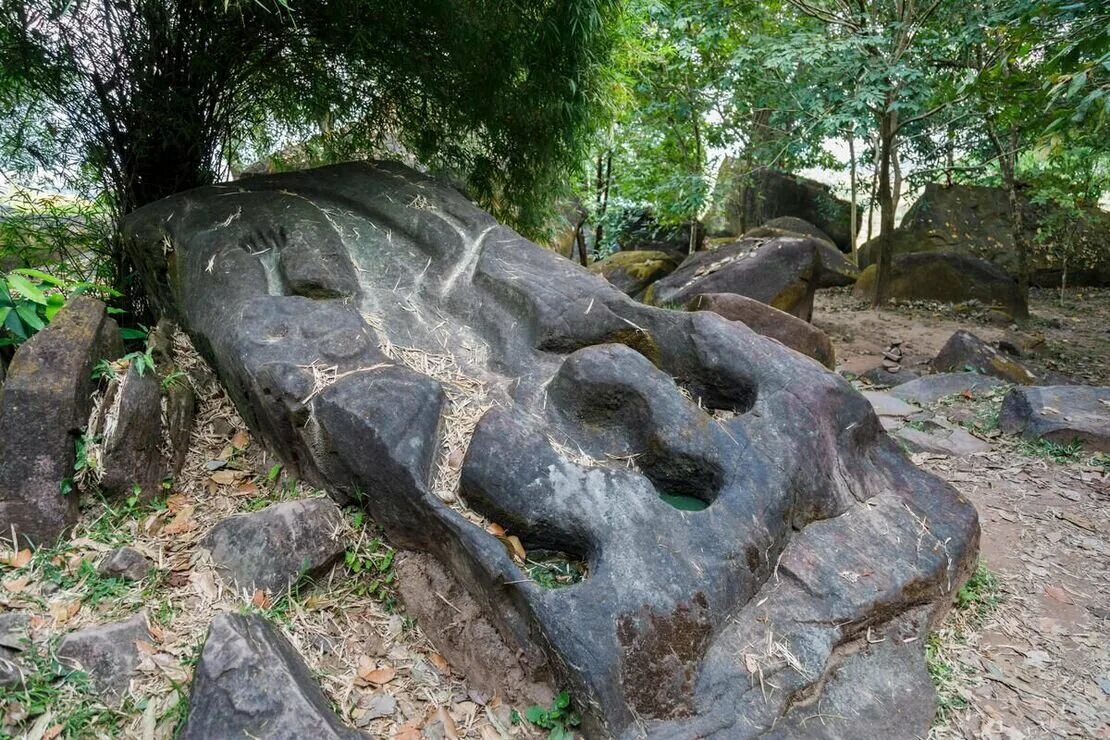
201 498 346 595
0 296 123 546
88 363 164 499
589 250 680 298
181 613 365 739
896 423 991 457
852 252 1028 320
99 546 151 581
999 386 1110 452
688 293 835 368
890 372 1005 406
740 216 836 246
932 330 1039 385
56 612 150 701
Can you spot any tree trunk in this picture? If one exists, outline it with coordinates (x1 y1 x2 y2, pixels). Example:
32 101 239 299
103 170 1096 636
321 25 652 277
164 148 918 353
592 151 612 253
891 135 903 216
574 220 588 267
867 130 880 243
945 124 955 187
848 125 858 254
873 110 897 308
988 123 1029 305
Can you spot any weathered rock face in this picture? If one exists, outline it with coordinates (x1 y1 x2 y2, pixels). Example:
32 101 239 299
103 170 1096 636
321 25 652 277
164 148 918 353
182 613 365 739
932 330 1039 385
853 252 1028 320
688 293 835 368
857 183 1110 287
88 363 164 499
0 296 123 546
124 161 978 738
57 612 151 701
201 498 347 594
710 164 856 251
999 386 1110 452
646 235 858 320
589 250 681 299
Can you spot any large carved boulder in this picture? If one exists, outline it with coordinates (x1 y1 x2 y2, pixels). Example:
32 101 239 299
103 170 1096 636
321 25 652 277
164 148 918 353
124 161 978 738
853 252 1028 320
646 235 858 320
0 296 122 546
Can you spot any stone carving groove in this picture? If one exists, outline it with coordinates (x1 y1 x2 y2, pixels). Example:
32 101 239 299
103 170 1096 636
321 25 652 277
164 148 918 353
124 161 979 738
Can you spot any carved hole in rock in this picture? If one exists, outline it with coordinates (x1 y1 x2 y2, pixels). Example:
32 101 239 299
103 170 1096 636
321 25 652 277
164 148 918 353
674 375 757 415
639 450 723 510
522 549 588 589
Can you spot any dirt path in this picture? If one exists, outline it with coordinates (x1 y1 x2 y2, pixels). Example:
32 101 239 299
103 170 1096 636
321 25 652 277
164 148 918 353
817 288 1109 738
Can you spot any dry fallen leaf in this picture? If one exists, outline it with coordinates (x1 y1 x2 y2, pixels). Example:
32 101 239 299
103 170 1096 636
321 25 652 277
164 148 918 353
43 724 63 740
165 494 190 512
209 470 242 486
162 506 197 536
3 549 32 568
435 706 460 740
3 575 30 593
429 653 450 675
48 599 81 625
394 721 422 740
486 522 506 537
189 570 219 601
360 666 396 685
250 589 271 608
231 430 250 450
504 535 526 563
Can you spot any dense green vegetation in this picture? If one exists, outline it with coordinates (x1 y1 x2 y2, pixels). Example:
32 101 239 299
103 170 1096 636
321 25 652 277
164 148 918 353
0 0 1106 315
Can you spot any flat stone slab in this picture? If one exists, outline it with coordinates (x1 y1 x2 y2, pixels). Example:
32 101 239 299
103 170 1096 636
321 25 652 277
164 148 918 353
181 613 365 739
890 372 1005 406
57 612 150 701
124 161 979 738
999 385 1110 452
896 426 992 457
863 391 920 417
201 498 346 594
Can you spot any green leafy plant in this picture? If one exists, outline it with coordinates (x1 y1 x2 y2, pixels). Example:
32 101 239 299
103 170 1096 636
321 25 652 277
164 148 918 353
524 692 581 740
0 269 107 347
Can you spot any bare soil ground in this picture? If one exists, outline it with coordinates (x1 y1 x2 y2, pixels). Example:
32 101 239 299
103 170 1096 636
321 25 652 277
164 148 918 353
817 287 1110 739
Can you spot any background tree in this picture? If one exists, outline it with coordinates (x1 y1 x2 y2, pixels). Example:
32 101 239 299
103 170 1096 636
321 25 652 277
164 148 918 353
0 0 620 300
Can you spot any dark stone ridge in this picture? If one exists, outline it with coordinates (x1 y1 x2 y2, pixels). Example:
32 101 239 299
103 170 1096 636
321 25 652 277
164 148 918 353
646 235 858 320
124 161 979 738
740 215 836 246
856 182 1110 287
853 252 1028 320
201 498 346 594
0 296 123 546
57 612 150 701
889 372 1005 406
589 250 681 299
859 365 919 388
88 363 164 499
999 385 1110 452
688 293 835 368
932 330 1040 385
181 613 365 739
99 546 152 581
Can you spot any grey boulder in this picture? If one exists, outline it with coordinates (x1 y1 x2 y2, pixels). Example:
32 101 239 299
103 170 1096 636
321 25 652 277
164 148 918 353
999 385 1110 452
932 330 1039 385
99 546 152 581
0 612 31 689
181 613 365 739
0 296 123 546
201 498 346 594
57 612 150 701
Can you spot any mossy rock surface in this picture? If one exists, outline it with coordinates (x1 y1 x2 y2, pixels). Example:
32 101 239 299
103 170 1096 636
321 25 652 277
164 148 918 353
589 250 681 297
853 252 1027 319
